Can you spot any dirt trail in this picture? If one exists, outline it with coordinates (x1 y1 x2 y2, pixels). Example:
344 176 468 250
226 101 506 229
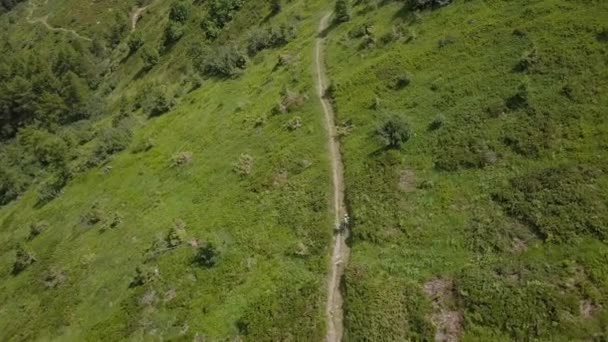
315 12 350 342
26 0 92 41
130 5 148 31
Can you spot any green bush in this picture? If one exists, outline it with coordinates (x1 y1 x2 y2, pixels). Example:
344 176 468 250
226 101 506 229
434 128 497 171
37 167 71 204
165 219 187 247
12 244 36 275
141 46 160 70
377 115 412 149
456 268 574 340
208 0 244 28
127 32 144 54
28 221 49 240
164 22 185 45
198 45 247 77
344 269 435 340
169 0 191 23
233 153 254 176
0 167 27 205
193 242 218 268
408 0 452 10
246 24 296 56
428 113 445 131
493 165 608 242
88 126 132 166
334 0 351 23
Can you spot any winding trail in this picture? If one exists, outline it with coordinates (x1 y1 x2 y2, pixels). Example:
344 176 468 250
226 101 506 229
315 12 350 342
130 5 148 31
26 0 92 41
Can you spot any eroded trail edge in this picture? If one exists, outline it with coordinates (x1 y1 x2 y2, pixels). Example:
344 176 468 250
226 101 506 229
315 13 350 342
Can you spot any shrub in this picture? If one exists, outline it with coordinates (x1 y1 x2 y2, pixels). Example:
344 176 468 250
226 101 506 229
18 128 69 167
166 219 187 247
246 24 296 56
456 268 571 340
37 167 71 204
514 48 539 73
201 18 221 40
493 165 608 242
270 0 281 15
42 268 68 289
81 202 106 226
141 46 160 70
164 22 185 45
101 211 122 231
130 265 160 287
28 221 49 240
434 131 497 171
334 0 351 23
132 137 156 153
0 167 27 205
394 73 412 89
273 89 308 114
377 115 412 149
193 242 218 268
505 83 529 110
208 0 244 28
13 245 36 275
437 35 456 48
284 116 302 131
408 0 452 10
89 126 132 166
145 86 175 117
127 32 144 54
169 1 191 23
234 153 254 176
428 113 445 131
170 151 193 167
199 45 247 77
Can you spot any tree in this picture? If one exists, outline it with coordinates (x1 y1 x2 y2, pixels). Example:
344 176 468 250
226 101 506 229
334 0 351 23
377 115 412 149
141 46 160 70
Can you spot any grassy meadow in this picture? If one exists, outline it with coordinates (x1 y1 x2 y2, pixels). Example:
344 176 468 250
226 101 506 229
323 0 608 340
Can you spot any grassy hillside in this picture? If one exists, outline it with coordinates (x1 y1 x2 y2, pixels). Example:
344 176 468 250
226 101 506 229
324 0 608 340
0 0 334 340
1 0 608 340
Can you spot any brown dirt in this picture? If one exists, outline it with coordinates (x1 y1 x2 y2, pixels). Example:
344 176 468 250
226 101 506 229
423 278 463 342
398 168 417 192
315 12 350 342
131 5 149 31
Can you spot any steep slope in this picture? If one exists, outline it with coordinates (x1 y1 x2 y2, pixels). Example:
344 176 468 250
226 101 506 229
324 0 608 340
0 0 336 340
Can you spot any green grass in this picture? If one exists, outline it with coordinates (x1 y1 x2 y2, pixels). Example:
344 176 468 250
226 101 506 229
324 0 608 340
2 0 608 340
0 0 335 340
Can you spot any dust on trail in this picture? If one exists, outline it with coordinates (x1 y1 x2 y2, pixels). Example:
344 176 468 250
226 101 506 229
26 0 92 41
314 12 350 342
